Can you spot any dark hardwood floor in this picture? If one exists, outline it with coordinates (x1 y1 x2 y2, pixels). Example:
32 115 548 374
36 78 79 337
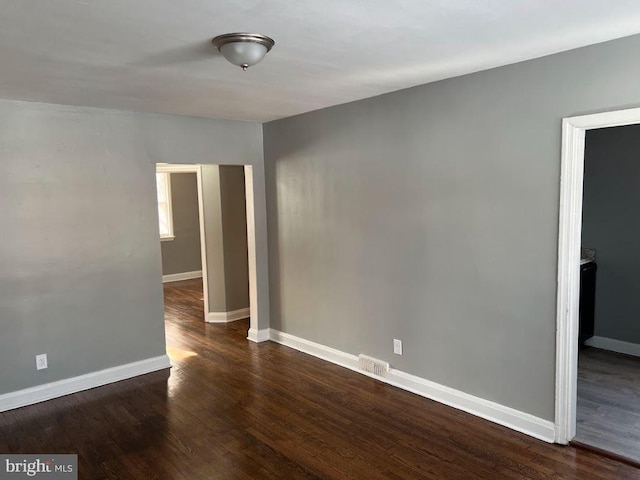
1 279 639 479
575 346 640 464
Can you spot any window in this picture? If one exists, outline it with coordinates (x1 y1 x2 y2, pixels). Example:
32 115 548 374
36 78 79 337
156 172 174 241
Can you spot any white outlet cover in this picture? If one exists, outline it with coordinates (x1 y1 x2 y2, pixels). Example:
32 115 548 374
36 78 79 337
36 354 48 370
393 339 403 355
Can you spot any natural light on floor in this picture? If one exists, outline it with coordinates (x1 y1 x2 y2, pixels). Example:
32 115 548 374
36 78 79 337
166 346 198 361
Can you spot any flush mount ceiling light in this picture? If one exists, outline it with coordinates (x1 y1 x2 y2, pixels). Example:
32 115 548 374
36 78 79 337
212 33 275 71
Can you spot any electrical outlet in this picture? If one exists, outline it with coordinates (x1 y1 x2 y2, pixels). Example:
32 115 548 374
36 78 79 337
36 354 48 370
393 339 403 355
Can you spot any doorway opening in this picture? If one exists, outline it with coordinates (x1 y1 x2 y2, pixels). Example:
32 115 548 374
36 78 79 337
155 163 261 340
555 107 640 458
157 168 203 283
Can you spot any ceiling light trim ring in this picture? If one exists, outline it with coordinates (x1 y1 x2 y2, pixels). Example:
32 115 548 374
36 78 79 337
212 33 275 52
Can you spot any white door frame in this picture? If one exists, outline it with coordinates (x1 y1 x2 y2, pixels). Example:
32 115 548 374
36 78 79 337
156 163 261 338
555 106 640 444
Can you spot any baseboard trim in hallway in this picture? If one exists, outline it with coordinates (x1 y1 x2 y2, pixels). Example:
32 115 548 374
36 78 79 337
247 328 270 343
584 336 640 357
0 355 171 413
269 329 556 443
162 270 203 283
207 307 251 323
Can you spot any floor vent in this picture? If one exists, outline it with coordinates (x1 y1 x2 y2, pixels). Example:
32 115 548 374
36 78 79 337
358 354 389 377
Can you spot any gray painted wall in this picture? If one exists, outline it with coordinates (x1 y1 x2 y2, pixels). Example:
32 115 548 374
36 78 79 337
220 166 249 312
582 124 640 344
201 165 227 313
263 33 640 421
201 166 249 313
161 173 202 276
0 99 265 395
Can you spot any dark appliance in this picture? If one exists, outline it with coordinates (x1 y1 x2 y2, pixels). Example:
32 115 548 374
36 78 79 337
579 261 597 347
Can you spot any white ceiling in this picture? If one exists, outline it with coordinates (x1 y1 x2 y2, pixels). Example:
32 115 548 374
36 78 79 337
3 0 640 122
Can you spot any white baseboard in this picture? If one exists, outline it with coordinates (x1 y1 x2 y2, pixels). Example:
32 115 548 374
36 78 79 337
162 270 202 283
270 330 359 369
247 328 270 343
585 336 640 357
206 307 250 323
0 355 171 413
269 330 556 443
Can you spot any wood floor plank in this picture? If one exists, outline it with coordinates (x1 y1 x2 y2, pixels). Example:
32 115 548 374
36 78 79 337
576 347 640 464
0 278 639 479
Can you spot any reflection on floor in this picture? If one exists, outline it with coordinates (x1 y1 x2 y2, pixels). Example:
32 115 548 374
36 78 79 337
576 346 640 463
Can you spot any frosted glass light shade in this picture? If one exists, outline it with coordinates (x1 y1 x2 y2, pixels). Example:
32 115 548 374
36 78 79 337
212 33 275 71
220 42 268 69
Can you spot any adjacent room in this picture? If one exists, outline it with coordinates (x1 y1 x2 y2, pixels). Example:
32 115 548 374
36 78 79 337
3 1 640 478
575 124 640 463
158 170 203 285
156 164 251 323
